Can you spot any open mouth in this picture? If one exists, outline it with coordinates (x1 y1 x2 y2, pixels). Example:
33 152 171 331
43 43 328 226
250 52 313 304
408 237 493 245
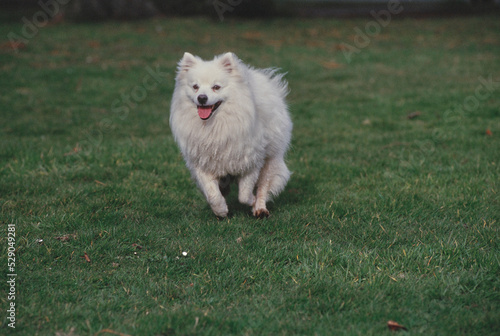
197 101 222 120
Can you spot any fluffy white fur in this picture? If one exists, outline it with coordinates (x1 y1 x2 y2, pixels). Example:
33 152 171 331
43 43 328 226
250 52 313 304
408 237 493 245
170 52 292 217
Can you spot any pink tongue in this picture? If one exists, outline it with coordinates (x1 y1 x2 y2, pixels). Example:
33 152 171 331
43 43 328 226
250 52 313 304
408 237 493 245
198 106 212 119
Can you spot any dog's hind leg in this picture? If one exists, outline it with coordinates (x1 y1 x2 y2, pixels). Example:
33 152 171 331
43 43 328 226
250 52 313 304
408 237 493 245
238 169 260 207
253 157 290 218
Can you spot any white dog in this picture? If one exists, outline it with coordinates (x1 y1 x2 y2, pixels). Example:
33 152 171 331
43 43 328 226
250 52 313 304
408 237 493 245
169 52 292 218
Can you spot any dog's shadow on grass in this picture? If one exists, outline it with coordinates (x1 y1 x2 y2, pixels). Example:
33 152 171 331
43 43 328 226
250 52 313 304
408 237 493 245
279 174 318 207
223 174 317 217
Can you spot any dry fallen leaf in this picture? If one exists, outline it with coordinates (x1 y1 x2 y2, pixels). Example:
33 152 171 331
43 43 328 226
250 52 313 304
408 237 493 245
64 144 81 157
0 41 26 51
335 44 348 51
82 252 91 263
242 31 262 40
486 129 492 136
131 243 143 249
87 40 101 49
265 40 283 48
407 111 421 119
94 328 132 336
321 61 343 69
55 327 77 336
55 234 77 242
387 320 408 331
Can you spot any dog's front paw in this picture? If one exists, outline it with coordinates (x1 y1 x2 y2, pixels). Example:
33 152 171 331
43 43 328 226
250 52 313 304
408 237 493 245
212 203 229 218
253 208 270 219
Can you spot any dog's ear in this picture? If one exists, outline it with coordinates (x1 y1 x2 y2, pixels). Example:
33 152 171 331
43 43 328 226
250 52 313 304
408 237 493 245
178 52 197 72
219 52 237 74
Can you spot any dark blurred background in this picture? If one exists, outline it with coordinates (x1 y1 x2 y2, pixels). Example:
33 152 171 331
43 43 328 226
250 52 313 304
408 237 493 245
1 0 499 21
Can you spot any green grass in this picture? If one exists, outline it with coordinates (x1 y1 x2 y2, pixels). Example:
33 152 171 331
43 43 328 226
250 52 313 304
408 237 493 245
1 14 499 336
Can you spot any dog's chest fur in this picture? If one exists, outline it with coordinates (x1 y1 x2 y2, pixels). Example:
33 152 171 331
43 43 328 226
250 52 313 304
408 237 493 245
182 114 266 177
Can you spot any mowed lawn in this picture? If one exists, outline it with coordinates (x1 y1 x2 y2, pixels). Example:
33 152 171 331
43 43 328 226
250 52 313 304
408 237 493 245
0 13 499 336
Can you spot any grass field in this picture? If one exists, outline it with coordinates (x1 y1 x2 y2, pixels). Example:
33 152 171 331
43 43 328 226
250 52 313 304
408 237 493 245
1 12 499 336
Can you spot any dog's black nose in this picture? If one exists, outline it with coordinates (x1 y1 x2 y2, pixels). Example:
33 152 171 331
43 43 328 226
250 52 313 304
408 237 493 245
197 94 208 105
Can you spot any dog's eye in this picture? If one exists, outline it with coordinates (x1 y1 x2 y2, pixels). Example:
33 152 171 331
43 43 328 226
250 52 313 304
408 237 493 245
212 85 221 91
193 84 199 91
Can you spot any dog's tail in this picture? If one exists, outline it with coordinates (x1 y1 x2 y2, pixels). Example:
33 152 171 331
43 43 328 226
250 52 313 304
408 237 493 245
262 68 290 98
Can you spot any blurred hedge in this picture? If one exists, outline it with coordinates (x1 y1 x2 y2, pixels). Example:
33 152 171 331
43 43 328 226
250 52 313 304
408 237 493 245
67 0 158 20
67 0 276 20
2 0 497 21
